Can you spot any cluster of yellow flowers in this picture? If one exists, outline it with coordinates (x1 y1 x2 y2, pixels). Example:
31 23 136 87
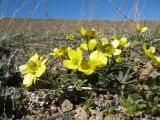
19 24 148 88
51 27 130 75
142 43 160 67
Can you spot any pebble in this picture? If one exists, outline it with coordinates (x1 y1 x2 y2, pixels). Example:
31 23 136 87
61 99 73 112
75 107 89 120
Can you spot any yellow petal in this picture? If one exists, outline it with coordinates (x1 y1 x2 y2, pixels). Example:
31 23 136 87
35 64 46 77
140 27 148 33
152 56 160 67
150 47 155 54
80 43 88 51
76 27 98 38
66 34 74 40
68 49 77 60
142 43 155 58
76 48 82 57
63 60 78 69
90 50 108 68
27 60 37 69
89 39 97 51
111 40 119 48
76 26 87 37
64 48 82 70
113 49 121 56
120 37 127 44
142 43 147 50
29 53 39 62
68 48 82 63
78 59 94 75
101 38 108 46
19 65 28 74
50 48 60 56
23 74 36 87
103 44 115 57
80 39 97 51
51 46 70 57
120 37 130 48
136 24 148 33
112 35 120 40
86 29 96 38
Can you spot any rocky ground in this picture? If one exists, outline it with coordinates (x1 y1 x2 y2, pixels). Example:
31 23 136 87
16 88 160 120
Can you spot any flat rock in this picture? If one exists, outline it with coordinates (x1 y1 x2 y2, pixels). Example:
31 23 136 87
61 99 73 112
75 107 89 120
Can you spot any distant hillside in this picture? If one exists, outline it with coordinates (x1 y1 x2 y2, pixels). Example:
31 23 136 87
0 18 160 34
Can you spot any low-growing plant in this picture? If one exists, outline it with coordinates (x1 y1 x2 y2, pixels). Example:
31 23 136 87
105 105 115 115
19 26 132 89
84 97 94 109
121 94 146 115
0 86 20 119
17 24 160 117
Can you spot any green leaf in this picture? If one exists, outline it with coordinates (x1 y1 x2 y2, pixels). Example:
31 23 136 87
84 97 94 109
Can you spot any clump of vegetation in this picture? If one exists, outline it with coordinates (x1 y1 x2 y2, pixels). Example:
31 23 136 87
1 21 160 119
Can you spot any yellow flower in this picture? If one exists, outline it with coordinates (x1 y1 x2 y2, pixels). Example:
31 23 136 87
85 29 97 38
106 40 121 57
100 38 109 46
80 39 97 51
116 57 123 63
136 24 148 33
76 26 86 37
142 43 155 58
89 50 108 69
119 37 130 48
19 53 47 87
78 59 94 75
97 38 121 57
104 44 121 57
50 46 71 57
79 50 108 75
142 44 160 67
66 34 74 40
76 26 98 38
63 48 83 69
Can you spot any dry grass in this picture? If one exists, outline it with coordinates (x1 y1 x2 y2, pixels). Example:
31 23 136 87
0 18 160 35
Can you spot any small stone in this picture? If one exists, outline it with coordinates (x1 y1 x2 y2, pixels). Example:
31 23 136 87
156 118 160 120
96 111 104 120
142 85 149 91
50 106 58 114
61 99 73 112
75 107 89 120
